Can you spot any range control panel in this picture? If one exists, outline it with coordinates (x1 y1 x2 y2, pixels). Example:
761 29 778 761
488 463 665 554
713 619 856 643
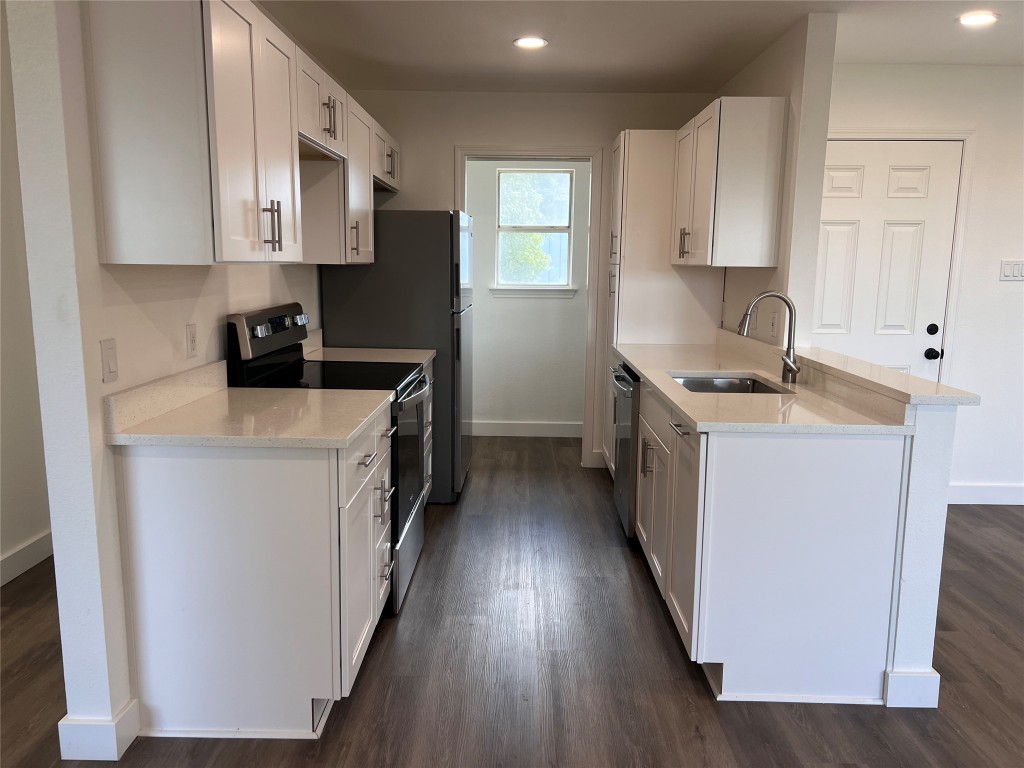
226 303 310 360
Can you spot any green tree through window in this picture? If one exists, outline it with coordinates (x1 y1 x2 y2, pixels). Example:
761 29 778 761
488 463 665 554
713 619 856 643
497 171 573 285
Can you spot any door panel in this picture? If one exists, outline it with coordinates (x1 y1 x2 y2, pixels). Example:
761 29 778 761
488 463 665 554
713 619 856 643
667 429 705 658
816 140 962 380
347 101 374 263
689 105 720 265
670 123 694 265
256 19 301 262
207 0 263 262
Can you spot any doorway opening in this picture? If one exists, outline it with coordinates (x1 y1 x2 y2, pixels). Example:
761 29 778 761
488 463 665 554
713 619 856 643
463 155 594 438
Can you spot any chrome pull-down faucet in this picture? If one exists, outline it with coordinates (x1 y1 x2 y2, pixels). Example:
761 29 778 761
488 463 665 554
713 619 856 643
737 291 801 384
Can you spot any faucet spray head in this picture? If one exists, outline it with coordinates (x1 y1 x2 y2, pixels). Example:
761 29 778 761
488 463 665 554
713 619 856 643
738 313 752 336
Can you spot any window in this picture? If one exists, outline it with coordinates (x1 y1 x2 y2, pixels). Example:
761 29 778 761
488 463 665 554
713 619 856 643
496 170 573 287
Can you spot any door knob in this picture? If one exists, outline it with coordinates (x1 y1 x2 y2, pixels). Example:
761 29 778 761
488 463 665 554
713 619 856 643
926 323 939 335
924 347 943 360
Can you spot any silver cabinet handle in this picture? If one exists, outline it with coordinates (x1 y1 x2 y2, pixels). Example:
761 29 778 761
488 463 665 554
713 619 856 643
671 423 692 437
424 473 432 487
350 220 360 254
608 270 616 297
322 98 332 135
275 199 283 251
380 543 393 579
679 227 690 259
358 450 377 468
639 438 649 477
331 97 338 140
383 426 397 439
386 149 394 177
375 479 394 524
391 148 398 180
262 199 278 252
610 230 618 257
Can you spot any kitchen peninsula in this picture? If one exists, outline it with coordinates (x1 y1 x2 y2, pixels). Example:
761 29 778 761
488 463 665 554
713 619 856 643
615 329 978 707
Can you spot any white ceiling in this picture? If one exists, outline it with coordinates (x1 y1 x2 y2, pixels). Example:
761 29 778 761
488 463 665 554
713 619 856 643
259 1 1024 93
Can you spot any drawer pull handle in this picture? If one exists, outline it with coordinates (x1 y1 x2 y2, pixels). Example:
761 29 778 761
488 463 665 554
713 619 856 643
671 423 692 437
358 451 377 468
380 544 393 579
383 426 398 439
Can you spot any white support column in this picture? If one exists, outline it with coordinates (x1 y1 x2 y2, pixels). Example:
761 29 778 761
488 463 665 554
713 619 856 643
885 405 959 707
6 1 138 759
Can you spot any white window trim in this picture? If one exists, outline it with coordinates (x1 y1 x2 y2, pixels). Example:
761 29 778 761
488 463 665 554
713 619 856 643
495 169 575 291
489 285 578 299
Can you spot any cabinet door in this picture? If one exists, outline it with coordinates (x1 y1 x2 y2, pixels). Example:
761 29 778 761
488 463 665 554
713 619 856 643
649 432 670 593
342 476 374 693
636 417 654 556
670 121 694 266
347 99 375 263
324 76 348 158
386 139 401 190
688 103 720 267
206 0 264 262
667 426 705 658
296 49 327 144
602 359 616 474
609 132 625 265
256 16 302 262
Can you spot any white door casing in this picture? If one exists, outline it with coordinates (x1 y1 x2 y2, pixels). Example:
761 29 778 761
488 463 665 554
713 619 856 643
815 140 963 380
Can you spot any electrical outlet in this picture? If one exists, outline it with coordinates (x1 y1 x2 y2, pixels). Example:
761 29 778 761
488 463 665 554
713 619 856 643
100 338 118 383
769 311 779 339
186 324 198 359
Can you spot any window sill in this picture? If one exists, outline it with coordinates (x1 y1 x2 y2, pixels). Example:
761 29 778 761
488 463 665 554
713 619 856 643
489 286 578 299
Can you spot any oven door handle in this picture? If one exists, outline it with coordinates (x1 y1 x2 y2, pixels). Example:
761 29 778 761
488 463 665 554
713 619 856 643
398 377 432 410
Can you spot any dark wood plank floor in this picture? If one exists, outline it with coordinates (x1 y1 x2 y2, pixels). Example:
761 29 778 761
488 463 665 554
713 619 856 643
3 437 1022 767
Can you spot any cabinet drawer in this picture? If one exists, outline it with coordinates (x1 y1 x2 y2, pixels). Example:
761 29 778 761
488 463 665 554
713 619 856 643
640 383 674 448
340 424 378 507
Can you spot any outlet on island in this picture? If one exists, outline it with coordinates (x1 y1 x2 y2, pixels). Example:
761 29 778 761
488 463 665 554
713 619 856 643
769 311 779 339
186 323 198 359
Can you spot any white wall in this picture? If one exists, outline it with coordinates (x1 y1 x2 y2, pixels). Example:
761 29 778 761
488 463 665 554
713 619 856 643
1 5 52 585
829 64 1024 503
7 2 320 756
717 14 838 343
465 158 592 436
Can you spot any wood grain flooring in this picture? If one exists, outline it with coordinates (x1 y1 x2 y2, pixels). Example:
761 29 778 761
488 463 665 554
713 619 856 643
2 437 1022 767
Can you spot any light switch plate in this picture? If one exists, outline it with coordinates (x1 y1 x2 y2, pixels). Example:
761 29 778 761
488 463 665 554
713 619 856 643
999 260 1024 281
186 324 198 359
100 338 118 384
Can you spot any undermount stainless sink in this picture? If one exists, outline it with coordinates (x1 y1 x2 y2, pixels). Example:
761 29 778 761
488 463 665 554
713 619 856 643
672 375 793 395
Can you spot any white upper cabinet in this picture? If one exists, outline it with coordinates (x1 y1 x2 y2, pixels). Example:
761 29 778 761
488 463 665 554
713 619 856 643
253 15 302 262
671 97 786 268
346 98 375 264
296 49 348 159
372 122 401 191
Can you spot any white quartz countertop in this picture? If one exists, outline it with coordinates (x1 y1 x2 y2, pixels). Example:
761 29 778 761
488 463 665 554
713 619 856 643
615 339 976 435
107 387 393 449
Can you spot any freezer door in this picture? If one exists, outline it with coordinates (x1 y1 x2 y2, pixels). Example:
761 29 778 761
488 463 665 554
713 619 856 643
453 305 473 492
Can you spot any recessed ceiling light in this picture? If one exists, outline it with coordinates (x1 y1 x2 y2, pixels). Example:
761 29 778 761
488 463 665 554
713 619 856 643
514 36 548 49
959 10 999 26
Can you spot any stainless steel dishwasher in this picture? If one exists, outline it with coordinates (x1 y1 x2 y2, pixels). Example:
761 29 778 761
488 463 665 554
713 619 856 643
611 363 641 537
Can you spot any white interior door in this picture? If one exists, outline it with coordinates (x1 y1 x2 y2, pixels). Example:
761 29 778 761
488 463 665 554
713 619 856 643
815 140 962 380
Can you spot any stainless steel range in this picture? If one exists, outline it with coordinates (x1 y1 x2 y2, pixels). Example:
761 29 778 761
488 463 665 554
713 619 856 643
226 302 430 612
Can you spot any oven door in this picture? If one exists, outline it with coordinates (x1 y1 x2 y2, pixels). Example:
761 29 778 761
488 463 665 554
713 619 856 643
394 374 430 538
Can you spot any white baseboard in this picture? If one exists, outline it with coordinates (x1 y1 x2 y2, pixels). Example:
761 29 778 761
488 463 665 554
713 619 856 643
884 669 940 708
1 530 53 586
472 421 582 438
947 483 1024 506
58 698 140 760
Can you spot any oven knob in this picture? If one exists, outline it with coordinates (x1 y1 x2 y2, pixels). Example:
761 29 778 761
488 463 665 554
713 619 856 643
292 313 310 327
251 323 272 339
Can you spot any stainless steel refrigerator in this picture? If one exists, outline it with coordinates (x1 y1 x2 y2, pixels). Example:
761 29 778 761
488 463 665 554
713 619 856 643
319 210 473 503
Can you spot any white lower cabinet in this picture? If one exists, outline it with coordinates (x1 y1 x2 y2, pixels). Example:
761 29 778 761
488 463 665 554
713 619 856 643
635 399 908 704
117 413 393 738
665 424 706 659
636 415 670 595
